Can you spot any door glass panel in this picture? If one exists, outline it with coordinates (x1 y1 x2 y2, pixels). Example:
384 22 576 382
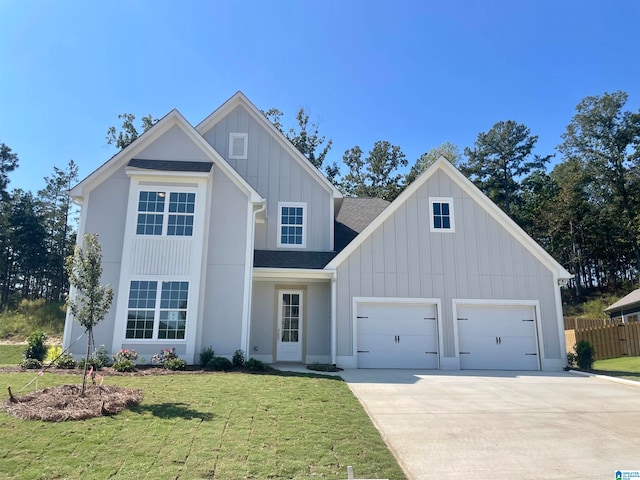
281 293 300 343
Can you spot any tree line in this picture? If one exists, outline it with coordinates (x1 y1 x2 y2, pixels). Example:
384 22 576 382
1 90 638 310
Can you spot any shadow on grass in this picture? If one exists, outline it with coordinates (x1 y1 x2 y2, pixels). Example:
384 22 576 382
262 369 345 381
591 369 640 380
130 402 214 421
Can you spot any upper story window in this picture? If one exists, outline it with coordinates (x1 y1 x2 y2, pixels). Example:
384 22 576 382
429 197 455 232
277 202 306 248
136 191 195 236
229 133 248 159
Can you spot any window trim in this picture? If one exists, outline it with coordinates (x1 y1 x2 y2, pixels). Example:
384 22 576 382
135 190 196 237
429 197 455 233
125 280 189 341
229 132 248 160
277 202 307 248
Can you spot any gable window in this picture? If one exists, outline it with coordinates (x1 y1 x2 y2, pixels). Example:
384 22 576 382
229 133 248 159
429 197 455 232
277 202 306 248
136 190 195 236
126 280 189 340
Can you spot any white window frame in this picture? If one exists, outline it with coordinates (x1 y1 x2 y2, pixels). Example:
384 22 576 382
229 132 248 160
277 202 307 248
135 190 196 237
429 197 455 232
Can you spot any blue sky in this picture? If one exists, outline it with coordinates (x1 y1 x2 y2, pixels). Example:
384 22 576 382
1 0 639 193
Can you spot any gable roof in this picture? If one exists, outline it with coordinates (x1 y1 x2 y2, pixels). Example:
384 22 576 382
604 289 640 314
70 109 264 204
335 197 390 252
325 157 572 280
196 91 342 200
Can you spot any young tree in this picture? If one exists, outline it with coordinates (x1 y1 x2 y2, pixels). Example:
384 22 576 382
461 121 551 219
0 143 19 200
106 113 158 150
340 141 408 201
65 234 113 395
406 141 461 185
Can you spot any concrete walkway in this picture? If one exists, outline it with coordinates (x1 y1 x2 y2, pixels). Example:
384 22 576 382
337 369 640 480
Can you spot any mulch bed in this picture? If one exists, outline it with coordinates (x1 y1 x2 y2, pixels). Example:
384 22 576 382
2 384 143 421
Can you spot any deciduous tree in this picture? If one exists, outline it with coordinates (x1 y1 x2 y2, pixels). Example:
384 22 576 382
406 141 461 185
106 113 158 150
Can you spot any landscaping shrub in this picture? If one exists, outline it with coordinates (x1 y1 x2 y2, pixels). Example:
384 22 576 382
24 330 48 361
207 356 233 371
94 345 112 367
55 353 77 369
163 357 187 371
78 357 104 371
199 346 214 366
575 340 595 369
44 345 62 365
113 348 138 363
566 351 577 368
112 359 136 372
19 358 42 369
232 349 245 367
246 358 266 372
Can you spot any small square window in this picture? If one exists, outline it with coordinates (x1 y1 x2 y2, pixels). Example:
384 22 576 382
429 197 455 232
229 133 248 159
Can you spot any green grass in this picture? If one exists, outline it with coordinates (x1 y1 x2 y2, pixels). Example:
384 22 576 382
0 299 65 341
0 370 407 480
592 356 640 382
0 344 25 366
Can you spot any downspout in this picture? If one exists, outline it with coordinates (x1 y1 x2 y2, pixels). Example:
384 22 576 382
331 270 337 366
243 201 266 357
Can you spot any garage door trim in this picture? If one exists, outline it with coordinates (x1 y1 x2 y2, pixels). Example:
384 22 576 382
353 297 443 369
452 299 543 370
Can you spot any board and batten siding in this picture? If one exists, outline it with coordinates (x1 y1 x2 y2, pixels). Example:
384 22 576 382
335 169 561 365
201 105 332 251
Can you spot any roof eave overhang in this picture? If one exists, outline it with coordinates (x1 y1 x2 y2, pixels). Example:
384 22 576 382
253 267 333 280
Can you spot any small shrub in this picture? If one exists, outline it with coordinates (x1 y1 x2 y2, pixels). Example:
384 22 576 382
78 356 104 370
164 358 187 371
200 346 215 366
20 358 42 369
152 347 178 366
232 349 245 367
55 353 77 369
44 345 62 365
94 345 112 367
113 349 139 363
207 356 233 371
112 359 136 372
24 330 48 361
566 351 577 368
575 340 595 370
246 358 266 372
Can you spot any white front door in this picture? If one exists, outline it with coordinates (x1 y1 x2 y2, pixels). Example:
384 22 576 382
276 290 303 362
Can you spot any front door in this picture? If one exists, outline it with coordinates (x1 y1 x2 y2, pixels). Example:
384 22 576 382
276 290 303 362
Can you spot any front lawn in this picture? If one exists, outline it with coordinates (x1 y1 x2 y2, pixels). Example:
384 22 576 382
0 344 25 366
0 370 406 480
592 356 640 382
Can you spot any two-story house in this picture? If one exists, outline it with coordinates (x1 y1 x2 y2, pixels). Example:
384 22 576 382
63 92 572 371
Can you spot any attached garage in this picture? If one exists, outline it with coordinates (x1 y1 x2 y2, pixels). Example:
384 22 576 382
456 302 541 370
356 300 440 369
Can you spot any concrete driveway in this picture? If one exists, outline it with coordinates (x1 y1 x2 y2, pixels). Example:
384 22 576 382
340 370 640 480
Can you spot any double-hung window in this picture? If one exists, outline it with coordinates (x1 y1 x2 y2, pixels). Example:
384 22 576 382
277 202 306 248
429 197 455 232
126 281 189 340
136 191 195 236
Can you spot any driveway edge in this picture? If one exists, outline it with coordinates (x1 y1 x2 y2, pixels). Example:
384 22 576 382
568 369 640 387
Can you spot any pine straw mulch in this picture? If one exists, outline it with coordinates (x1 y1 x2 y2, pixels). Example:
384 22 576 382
3 384 143 422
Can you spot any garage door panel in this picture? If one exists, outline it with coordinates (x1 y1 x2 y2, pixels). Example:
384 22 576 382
457 303 540 371
357 302 439 369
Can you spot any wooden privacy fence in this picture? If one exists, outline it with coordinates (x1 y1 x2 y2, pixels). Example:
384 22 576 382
565 322 640 360
563 317 613 330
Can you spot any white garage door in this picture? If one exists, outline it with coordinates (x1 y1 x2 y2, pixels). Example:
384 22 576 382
357 302 439 369
457 304 540 370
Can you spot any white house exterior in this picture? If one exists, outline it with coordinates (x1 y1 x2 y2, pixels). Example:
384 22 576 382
63 92 572 371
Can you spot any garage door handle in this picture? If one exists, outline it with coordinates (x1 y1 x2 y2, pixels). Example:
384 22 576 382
357 350 370 353
460 352 470 355
425 351 437 355
525 353 537 356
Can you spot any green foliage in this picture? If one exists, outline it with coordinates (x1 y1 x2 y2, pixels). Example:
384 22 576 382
246 357 266 372
575 340 595 369
199 346 214 366
106 113 158 150
24 330 48 361
44 345 62 364
19 357 42 369
163 358 187 371
151 347 177 365
0 345 24 365
78 357 103 371
55 353 76 369
406 141 461 185
232 349 245 367
93 345 112 367
0 300 66 340
207 356 233 371
112 359 136 372
566 351 577 368
113 349 138 363
0 143 19 199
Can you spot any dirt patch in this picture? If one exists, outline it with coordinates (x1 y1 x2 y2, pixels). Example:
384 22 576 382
2 384 143 421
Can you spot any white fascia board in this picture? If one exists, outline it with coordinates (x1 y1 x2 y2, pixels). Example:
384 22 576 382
70 109 265 205
253 268 333 281
326 157 572 279
196 91 342 200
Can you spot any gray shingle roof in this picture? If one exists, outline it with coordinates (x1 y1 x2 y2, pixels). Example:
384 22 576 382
128 158 213 172
604 288 640 313
254 197 390 269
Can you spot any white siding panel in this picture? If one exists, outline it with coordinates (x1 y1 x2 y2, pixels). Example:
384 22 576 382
130 238 192 275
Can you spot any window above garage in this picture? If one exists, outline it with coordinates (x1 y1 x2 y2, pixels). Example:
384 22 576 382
429 197 455 232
